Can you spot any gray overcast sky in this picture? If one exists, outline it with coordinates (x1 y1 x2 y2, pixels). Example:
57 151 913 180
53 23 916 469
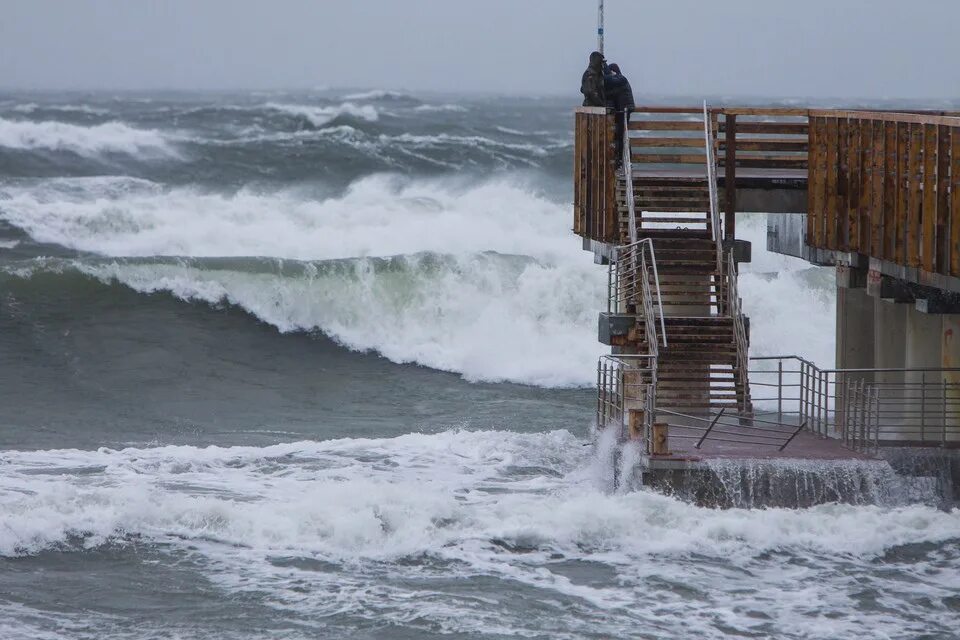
1 0 958 99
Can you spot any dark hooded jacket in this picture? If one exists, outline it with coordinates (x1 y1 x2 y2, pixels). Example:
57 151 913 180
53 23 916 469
604 66 635 112
580 52 606 107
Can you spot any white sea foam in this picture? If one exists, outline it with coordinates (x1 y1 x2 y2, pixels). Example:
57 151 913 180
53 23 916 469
11 103 109 115
0 175 575 261
413 103 468 113
1 432 957 638
0 118 176 157
342 89 415 101
737 213 836 368
265 102 379 127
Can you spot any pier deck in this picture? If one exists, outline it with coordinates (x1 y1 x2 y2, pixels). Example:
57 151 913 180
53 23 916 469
656 426 875 464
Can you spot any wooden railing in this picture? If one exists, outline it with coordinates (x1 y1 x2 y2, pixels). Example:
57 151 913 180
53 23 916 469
574 107 618 244
575 105 811 245
807 110 960 276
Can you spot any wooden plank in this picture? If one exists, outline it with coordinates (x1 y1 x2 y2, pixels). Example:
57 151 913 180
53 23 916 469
632 106 704 114
606 114 618 243
812 109 960 127
718 139 809 152
847 118 861 252
632 153 711 164
629 120 702 131
812 116 827 246
907 123 923 267
631 137 707 148
895 122 909 264
719 155 808 169
573 113 583 235
825 117 839 248
837 118 850 250
952 128 960 276
724 114 737 240
923 123 938 272
720 107 810 117
871 120 884 257
718 122 808 135
859 119 873 252
806 117 818 245
937 125 951 274
883 121 897 260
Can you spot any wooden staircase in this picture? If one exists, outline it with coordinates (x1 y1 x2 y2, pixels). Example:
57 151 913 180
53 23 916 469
615 155 752 416
617 177 714 240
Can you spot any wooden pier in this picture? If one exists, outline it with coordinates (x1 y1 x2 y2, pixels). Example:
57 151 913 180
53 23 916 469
575 104 960 500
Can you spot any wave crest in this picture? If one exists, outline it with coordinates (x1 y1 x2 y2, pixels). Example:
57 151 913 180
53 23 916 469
0 118 176 157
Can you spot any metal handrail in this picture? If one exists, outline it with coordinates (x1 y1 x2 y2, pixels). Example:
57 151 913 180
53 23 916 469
702 101 724 291
748 355 960 449
622 109 637 244
727 251 751 411
608 239 668 350
596 355 657 451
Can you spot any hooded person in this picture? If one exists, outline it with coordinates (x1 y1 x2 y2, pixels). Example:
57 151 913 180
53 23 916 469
580 51 607 107
605 63 636 169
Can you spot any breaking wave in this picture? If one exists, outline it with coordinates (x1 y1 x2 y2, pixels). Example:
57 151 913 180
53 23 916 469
0 175 574 260
0 118 176 157
10 253 605 387
265 101 379 127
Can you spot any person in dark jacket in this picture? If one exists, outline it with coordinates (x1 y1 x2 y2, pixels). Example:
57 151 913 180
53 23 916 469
605 63 636 169
580 51 606 107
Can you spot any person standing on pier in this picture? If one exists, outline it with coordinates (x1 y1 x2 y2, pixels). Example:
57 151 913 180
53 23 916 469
580 51 606 107
605 63 635 170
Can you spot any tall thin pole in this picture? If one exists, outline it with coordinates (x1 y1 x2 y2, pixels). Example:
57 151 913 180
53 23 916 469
597 0 605 54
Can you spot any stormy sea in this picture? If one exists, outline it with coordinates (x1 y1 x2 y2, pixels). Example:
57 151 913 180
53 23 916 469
0 90 957 639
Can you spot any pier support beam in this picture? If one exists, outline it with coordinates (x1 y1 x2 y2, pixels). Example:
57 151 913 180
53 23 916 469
836 287 875 373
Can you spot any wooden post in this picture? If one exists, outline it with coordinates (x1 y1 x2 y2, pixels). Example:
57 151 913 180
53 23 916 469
651 423 670 456
628 409 644 440
724 113 737 240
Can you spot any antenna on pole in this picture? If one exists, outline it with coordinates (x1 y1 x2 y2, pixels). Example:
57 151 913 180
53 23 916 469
597 0 605 54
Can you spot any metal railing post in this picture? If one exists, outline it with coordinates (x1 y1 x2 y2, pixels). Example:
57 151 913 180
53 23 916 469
777 359 783 422
921 371 927 443
943 378 948 448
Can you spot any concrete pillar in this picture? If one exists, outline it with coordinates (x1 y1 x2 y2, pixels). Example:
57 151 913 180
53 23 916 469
836 287 875 372
874 300 907 381
904 306 944 443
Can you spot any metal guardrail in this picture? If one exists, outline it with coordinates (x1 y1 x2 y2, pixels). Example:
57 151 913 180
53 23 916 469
597 354 806 454
597 355 656 449
703 102 724 280
608 239 668 352
622 109 638 244
749 355 960 450
726 252 751 412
